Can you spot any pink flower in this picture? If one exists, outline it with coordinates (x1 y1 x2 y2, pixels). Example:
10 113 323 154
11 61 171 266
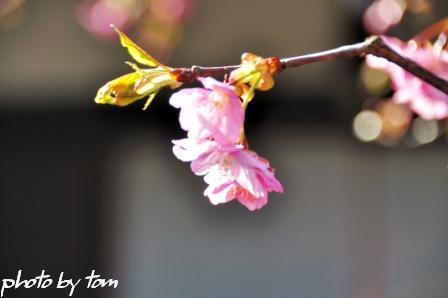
173 139 283 211
170 76 283 210
169 77 244 144
366 36 448 120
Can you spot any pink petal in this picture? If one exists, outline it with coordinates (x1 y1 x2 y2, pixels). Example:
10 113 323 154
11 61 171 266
172 138 215 162
237 193 268 211
169 77 244 144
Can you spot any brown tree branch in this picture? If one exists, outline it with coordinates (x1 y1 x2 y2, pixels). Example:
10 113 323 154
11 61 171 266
175 36 448 95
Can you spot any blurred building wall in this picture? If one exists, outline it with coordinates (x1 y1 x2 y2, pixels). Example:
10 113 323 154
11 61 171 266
105 126 448 298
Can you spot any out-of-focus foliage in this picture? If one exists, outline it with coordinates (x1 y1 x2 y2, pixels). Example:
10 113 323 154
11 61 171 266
77 0 195 61
363 0 432 34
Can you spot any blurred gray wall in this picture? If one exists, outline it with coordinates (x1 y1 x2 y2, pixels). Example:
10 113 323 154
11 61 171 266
105 126 448 298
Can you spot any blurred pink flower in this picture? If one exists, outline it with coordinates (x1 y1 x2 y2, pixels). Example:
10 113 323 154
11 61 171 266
150 0 195 23
363 0 405 34
77 0 132 39
366 36 448 120
169 77 244 144
173 139 283 211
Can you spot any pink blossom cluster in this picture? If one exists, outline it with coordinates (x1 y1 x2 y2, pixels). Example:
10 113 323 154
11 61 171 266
170 77 283 210
366 36 448 120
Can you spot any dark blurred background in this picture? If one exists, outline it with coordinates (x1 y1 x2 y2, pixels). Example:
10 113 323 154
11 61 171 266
0 0 448 297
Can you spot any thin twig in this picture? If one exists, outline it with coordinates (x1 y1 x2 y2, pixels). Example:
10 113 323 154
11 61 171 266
175 36 448 95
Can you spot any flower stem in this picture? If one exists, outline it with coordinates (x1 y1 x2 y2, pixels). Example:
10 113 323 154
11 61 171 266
175 36 448 95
